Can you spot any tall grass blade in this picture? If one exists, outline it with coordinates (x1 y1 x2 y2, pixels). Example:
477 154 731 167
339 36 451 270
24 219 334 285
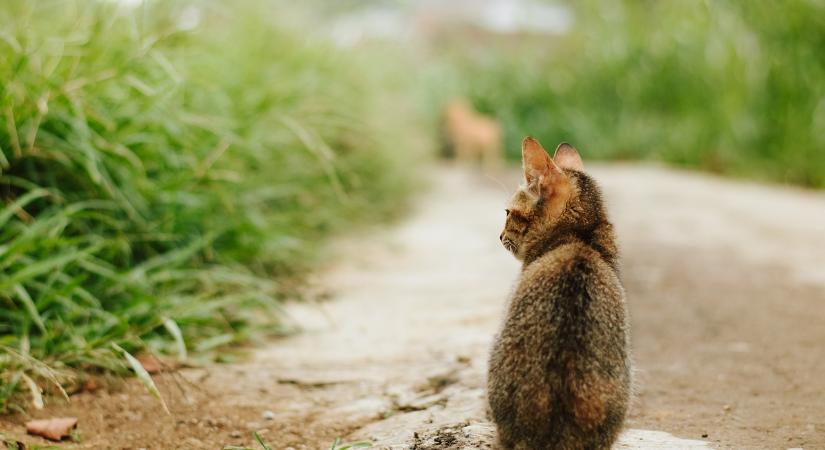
112 344 170 415
20 373 43 410
0 189 49 229
162 318 187 361
11 285 46 334
253 432 273 450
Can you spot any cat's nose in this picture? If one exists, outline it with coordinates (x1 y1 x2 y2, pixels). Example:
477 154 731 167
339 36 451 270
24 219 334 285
499 232 504 241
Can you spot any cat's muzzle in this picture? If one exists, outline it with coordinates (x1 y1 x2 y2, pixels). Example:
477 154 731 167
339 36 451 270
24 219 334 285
501 238 518 254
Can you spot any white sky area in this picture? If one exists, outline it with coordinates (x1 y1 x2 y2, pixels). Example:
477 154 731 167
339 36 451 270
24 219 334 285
110 0 572 47
109 0 143 7
474 0 571 34
331 0 572 47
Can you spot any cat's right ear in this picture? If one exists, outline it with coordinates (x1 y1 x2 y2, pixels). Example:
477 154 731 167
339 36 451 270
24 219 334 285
522 136 557 186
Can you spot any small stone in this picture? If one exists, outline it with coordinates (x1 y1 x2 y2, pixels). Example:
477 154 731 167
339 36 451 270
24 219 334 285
262 410 275 420
230 430 242 438
701 433 708 438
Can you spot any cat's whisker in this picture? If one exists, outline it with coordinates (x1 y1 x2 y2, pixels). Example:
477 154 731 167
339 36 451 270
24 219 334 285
483 171 511 199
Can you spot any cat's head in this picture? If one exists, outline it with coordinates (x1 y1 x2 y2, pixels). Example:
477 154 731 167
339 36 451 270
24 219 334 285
499 137 606 260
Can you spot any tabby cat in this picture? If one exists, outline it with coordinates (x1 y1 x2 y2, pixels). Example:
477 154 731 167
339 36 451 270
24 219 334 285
488 137 631 450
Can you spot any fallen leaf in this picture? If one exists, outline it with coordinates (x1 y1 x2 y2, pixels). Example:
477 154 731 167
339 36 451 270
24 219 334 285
25 417 77 441
136 354 162 374
83 377 101 393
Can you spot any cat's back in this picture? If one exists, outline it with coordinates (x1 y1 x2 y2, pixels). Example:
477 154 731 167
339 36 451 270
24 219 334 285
490 242 630 449
494 240 627 383
513 241 627 368
515 241 622 312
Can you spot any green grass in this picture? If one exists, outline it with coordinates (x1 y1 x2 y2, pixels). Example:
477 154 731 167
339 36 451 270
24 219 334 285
3 432 61 450
429 1 825 188
0 0 422 410
328 438 372 450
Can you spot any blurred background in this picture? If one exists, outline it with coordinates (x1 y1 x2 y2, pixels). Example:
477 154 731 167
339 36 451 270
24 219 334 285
1 0 824 429
377 0 825 186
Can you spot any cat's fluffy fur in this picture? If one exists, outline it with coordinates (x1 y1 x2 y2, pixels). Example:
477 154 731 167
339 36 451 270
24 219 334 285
488 137 631 450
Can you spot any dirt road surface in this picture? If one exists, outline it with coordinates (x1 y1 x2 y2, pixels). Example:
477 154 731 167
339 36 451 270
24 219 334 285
2 165 823 449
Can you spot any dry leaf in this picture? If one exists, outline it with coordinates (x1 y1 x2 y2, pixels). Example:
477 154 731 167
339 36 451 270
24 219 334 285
67 376 102 395
136 353 162 374
25 417 78 441
83 377 101 393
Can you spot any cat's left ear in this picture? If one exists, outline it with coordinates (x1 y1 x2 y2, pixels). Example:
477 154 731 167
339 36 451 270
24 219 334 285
553 142 584 171
522 136 556 186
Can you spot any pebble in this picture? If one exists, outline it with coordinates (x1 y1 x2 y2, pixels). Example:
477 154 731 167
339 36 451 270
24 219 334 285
262 410 275 420
206 418 224 428
230 430 242 438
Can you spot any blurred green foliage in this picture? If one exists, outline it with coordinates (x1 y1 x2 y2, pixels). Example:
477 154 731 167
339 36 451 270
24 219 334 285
436 1 825 187
0 0 422 409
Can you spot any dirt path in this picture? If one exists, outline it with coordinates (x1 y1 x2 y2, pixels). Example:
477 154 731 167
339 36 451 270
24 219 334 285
2 165 824 449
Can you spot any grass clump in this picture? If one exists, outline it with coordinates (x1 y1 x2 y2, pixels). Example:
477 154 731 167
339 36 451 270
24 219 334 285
0 0 420 410
433 1 825 188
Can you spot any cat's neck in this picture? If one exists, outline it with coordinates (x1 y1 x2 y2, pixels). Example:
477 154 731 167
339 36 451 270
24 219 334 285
522 220 619 273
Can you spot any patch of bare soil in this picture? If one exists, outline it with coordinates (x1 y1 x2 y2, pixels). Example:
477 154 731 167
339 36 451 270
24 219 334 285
1 165 823 449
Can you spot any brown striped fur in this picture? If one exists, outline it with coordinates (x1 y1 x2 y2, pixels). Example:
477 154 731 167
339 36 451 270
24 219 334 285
488 137 631 449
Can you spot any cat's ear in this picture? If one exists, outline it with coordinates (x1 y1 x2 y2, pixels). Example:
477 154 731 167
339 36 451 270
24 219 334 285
553 142 584 171
522 136 559 185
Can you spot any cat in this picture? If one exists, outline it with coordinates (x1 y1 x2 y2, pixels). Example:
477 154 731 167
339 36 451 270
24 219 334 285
442 99 502 169
487 137 631 450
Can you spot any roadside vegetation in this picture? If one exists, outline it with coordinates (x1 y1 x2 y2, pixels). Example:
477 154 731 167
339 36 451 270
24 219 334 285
0 0 424 410
433 1 825 187
3 0 822 414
